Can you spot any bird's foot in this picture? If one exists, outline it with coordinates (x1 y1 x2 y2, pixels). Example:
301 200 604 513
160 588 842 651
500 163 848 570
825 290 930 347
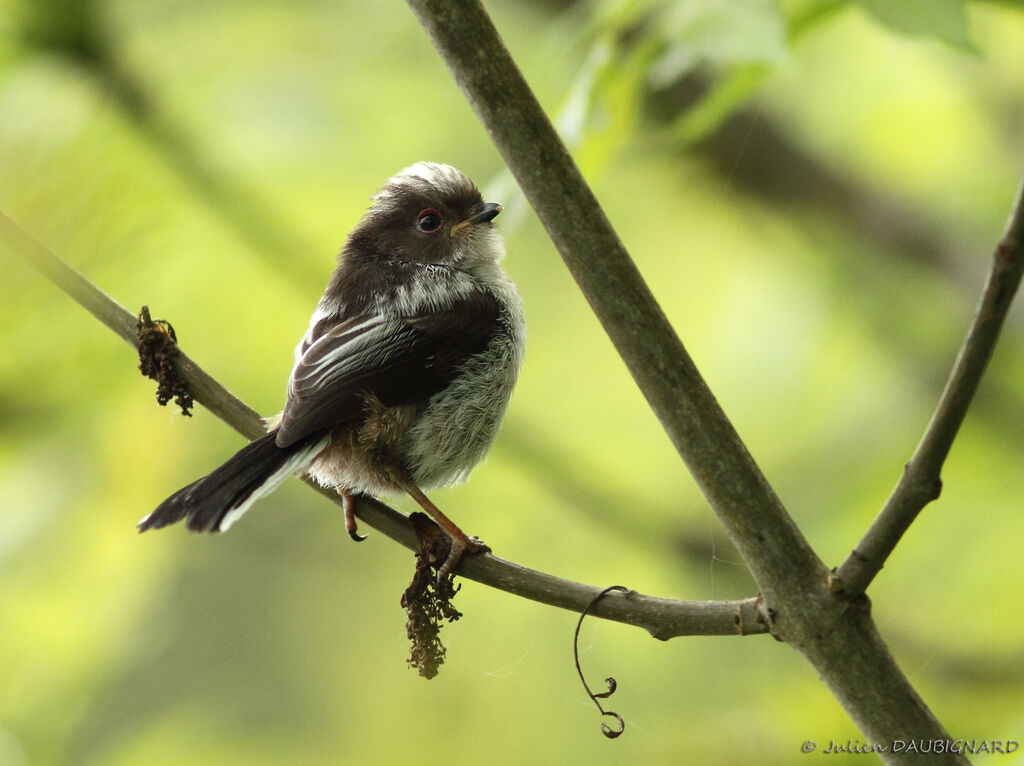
436 533 490 584
341 491 368 542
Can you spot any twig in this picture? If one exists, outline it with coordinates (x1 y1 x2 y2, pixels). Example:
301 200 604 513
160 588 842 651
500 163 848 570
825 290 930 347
832 177 1024 598
0 205 765 640
0 209 265 441
0 209 138 345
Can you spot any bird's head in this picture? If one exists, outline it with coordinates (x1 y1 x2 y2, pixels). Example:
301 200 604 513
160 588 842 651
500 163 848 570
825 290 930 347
356 162 504 270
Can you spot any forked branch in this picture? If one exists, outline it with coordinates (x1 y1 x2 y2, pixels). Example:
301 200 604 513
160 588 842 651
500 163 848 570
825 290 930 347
402 1 1015 761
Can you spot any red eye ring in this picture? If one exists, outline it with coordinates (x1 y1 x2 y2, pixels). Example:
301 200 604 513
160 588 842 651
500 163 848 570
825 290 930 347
416 208 444 234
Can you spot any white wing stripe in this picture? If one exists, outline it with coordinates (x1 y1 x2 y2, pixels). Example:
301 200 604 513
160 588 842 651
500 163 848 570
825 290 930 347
287 316 391 398
291 318 405 390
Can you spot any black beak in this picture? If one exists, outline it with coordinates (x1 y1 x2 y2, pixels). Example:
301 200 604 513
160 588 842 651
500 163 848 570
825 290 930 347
451 202 502 237
471 202 502 224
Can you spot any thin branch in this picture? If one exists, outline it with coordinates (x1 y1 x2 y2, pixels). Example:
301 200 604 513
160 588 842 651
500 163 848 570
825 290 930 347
1 205 765 640
0 209 138 345
833 177 1024 598
405 0 827 606
0 209 266 441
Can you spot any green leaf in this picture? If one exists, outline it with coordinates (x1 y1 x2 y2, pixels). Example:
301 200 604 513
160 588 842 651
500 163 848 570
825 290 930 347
852 0 975 50
648 0 787 87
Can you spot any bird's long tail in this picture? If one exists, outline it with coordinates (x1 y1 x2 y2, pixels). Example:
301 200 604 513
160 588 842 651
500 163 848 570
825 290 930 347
138 431 330 533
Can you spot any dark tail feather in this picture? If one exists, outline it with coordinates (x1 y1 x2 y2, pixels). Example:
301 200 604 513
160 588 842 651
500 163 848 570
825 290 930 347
138 431 330 534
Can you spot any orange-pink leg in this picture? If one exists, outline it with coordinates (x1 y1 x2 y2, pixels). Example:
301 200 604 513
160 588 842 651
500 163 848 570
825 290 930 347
392 477 489 580
340 491 367 542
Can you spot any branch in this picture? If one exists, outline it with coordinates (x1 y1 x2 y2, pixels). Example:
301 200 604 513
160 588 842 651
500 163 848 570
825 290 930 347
832 177 1024 598
0 209 266 441
404 0 827 605
404 3 975 760
0 205 765 640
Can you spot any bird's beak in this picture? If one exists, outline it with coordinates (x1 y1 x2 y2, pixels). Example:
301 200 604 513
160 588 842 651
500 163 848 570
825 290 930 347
450 202 502 238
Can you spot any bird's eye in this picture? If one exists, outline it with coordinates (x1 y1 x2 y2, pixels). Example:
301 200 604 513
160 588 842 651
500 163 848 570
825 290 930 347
416 208 444 234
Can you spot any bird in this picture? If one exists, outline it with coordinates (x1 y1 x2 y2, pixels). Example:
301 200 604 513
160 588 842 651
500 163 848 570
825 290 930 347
138 162 526 579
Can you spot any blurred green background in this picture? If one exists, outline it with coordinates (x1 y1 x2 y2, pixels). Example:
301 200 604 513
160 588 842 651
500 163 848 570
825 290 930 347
2 0 1023 763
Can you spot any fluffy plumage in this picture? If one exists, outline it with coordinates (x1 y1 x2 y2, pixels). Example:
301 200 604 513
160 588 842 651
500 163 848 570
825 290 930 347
139 162 525 560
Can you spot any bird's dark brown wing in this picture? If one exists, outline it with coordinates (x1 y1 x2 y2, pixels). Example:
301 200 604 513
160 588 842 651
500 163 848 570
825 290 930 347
274 290 500 448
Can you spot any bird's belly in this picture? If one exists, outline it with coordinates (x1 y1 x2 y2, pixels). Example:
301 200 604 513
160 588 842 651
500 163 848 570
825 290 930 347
401 340 519 489
306 358 517 497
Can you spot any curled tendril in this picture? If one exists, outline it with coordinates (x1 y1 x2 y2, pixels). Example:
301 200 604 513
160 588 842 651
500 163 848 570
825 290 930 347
593 676 617 699
573 585 631 739
599 711 626 739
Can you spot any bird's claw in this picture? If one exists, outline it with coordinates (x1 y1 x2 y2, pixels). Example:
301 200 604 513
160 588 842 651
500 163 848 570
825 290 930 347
436 534 490 585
